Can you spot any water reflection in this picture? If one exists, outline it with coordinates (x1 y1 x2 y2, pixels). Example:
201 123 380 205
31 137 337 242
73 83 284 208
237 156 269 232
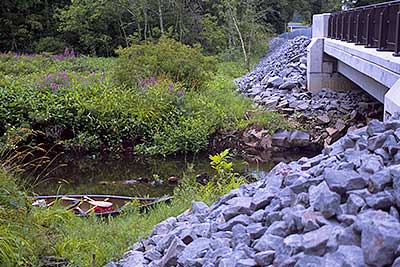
33 152 316 197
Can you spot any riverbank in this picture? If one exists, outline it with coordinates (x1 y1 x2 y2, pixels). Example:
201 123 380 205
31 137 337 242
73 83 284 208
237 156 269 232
0 41 293 160
109 113 400 267
1 149 250 266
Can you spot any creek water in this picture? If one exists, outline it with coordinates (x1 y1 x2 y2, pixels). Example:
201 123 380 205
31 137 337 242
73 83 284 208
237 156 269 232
32 152 316 197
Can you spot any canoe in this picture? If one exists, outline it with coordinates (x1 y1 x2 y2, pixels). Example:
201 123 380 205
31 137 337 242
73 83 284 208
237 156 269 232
31 194 173 217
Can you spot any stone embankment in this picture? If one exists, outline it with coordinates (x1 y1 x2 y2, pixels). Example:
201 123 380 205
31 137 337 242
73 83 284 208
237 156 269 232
236 36 382 148
108 115 400 267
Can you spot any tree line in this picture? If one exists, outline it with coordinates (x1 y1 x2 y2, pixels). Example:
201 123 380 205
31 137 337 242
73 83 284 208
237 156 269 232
0 0 386 57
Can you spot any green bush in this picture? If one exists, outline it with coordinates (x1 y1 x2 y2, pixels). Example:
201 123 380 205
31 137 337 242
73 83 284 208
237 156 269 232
34 37 66 54
0 55 291 156
114 37 217 89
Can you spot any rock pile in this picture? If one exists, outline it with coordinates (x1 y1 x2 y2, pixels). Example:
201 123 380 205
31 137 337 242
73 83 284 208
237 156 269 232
235 36 382 146
235 36 310 94
107 115 400 267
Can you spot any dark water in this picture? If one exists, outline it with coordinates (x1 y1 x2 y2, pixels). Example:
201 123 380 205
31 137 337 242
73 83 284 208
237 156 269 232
32 152 316 198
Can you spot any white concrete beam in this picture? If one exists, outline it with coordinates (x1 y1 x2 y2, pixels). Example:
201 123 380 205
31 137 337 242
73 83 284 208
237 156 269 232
324 42 400 89
337 61 389 102
325 39 400 75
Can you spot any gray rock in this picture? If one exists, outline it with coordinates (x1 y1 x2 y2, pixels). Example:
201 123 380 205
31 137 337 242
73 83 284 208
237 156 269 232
324 169 366 194
218 215 253 231
283 234 304 256
254 251 275 266
236 258 258 267
271 129 291 147
301 210 322 232
337 226 361 246
150 217 176 236
253 233 283 252
222 197 253 220
266 221 289 237
288 130 310 147
144 249 162 261
311 182 341 218
268 76 284 87
218 257 237 267
251 188 275 210
365 191 394 209
393 257 400 267
303 225 334 256
232 233 251 247
192 223 211 238
368 168 392 193
346 194 365 215
246 223 267 239
161 237 186 267
324 245 364 267
177 238 211 265
191 201 209 215
367 133 387 151
293 254 324 267
357 210 400 266
367 119 386 136
279 80 297 90
120 251 145 267
360 154 383 174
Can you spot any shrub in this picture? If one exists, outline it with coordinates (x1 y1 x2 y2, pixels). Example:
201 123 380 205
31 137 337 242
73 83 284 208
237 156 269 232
34 37 66 54
114 37 217 89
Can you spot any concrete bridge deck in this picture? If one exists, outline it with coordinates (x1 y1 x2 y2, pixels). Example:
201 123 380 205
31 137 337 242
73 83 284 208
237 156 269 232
307 13 400 118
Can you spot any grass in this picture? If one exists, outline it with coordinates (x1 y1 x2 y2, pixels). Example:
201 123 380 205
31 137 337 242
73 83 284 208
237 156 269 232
0 150 246 266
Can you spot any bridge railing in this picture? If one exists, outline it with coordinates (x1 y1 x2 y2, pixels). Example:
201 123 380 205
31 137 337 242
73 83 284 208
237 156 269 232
327 0 400 56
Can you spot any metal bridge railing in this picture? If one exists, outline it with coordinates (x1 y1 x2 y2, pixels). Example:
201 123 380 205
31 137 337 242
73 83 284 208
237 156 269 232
327 0 400 56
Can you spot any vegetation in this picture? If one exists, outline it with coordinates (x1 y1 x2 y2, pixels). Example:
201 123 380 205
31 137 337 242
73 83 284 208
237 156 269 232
114 37 216 88
0 0 352 58
0 39 291 157
0 2 301 266
0 149 245 266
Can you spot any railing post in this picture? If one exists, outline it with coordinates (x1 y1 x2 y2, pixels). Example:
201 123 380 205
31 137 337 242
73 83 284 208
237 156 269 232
355 12 362 44
394 10 400 56
328 16 332 37
348 12 353 41
335 14 340 39
341 13 345 40
366 9 373 47
378 6 388 51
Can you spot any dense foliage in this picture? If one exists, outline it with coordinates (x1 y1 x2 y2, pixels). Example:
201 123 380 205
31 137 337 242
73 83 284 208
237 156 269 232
0 0 354 57
114 37 216 88
0 48 290 157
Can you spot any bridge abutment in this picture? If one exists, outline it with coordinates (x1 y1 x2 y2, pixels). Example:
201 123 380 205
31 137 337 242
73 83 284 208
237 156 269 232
307 14 355 94
307 13 400 119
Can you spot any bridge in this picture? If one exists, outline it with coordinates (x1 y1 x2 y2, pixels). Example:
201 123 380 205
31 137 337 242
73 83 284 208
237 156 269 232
307 1 400 118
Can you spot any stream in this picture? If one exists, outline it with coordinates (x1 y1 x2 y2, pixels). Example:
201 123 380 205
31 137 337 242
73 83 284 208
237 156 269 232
31 151 318 198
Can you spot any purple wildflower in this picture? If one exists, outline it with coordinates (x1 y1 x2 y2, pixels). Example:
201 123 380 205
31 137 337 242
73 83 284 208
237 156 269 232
39 71 70 92
168 83 175 93
176 90 185 98
138 76 158 90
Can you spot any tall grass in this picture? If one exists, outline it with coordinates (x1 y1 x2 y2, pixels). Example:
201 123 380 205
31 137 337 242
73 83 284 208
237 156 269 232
0 150 246 266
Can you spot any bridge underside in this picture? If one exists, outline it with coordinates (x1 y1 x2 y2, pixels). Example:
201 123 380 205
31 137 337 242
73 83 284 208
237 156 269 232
307 14 400 119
